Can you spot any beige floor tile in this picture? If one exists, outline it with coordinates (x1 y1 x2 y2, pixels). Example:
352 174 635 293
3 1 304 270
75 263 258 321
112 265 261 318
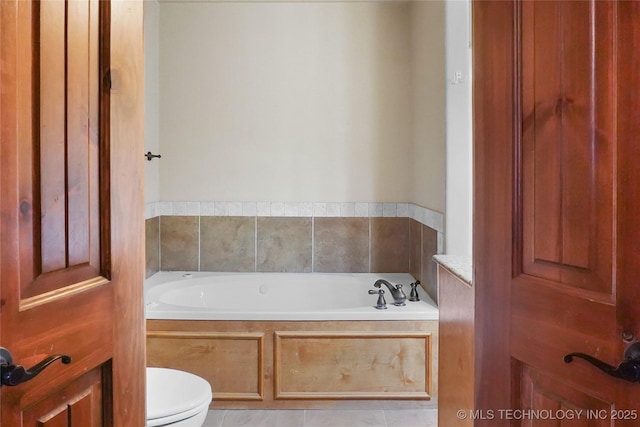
221 409 305 427
384 409 438 427
205 408 439 427
303 410 386 427
203 410 226 427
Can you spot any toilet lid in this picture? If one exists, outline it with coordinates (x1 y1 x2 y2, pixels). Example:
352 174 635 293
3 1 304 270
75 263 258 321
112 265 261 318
146 367 212 421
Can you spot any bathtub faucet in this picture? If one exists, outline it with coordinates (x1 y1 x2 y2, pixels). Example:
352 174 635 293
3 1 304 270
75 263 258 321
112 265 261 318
373 280 406 306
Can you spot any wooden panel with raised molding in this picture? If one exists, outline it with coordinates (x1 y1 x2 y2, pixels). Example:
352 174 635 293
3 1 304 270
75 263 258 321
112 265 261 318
19 0 106 303
517 364 612 427
274 331 431 400
520 0 615 296
21 368 103 427
147 331 265 401
147 319 438 409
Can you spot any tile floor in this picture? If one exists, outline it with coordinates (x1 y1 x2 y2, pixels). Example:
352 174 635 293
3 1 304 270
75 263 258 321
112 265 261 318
202 409 437 427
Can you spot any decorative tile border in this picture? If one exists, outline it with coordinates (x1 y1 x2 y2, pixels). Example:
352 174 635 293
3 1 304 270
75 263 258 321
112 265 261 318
145 201 444 234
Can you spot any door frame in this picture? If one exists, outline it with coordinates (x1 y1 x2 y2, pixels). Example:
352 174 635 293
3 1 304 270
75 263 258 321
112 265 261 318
472 2 514 424
105 1 146 425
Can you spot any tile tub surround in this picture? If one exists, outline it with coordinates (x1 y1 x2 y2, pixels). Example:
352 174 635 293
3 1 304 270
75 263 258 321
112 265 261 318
144 202 443 300
146 217 160 278
160 216 199 271
411 222 439 304
371 217 411 273
257 217 312 272
145 202 443 233
314 217 369 273
201 217 255 272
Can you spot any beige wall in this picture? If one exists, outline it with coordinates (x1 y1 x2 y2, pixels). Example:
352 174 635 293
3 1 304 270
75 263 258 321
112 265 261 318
144 0 160 203
444 0 472 255
410 1 446 213
158 1 418 203
144 0 447 283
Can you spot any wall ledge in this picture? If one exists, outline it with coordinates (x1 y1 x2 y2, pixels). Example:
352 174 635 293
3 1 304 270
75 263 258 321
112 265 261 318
433 255 472 285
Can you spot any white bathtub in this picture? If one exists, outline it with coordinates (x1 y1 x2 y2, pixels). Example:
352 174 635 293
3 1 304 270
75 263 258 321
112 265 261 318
145 272 439 321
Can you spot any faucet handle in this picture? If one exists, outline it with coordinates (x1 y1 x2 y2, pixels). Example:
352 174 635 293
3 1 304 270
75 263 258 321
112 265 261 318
394 283 407 306
409 281 421 302
368 289 387 310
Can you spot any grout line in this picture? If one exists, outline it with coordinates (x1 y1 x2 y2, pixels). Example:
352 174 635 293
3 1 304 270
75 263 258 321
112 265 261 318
420 222 424 281
254 216 258 272
311 217 315 272
158 216 162 272
368 217 372 273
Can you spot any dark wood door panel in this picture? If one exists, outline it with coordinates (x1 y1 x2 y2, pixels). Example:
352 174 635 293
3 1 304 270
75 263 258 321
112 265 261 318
512 279 617 397
517 364 613 427
515 0 640 422
20 367 104 427
614 1 640 418
513 0 623 410
20 0 104 301
474 0 640 424
7 286 113 406
2 0 145 424
519 0 615 296
1 0 112 424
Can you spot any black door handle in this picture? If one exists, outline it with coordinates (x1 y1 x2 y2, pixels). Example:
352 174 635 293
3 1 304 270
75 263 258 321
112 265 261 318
564 342 640 383
144 151 161 161
0 347 72 387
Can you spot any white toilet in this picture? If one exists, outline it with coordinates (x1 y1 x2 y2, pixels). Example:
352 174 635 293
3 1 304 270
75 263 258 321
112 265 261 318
146 367 212 427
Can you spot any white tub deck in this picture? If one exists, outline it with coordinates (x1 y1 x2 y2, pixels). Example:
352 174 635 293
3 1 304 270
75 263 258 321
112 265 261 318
145 272 439 321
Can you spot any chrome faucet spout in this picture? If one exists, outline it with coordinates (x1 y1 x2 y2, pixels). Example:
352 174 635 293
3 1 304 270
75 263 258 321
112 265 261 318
373 279 406 306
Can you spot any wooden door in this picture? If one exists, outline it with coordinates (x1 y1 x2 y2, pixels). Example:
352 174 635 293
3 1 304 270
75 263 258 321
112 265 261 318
0 1 145 425
474 1 640 426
